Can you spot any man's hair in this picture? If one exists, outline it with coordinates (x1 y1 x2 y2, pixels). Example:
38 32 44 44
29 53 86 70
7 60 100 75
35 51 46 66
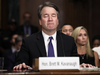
61 23 73 29
15 36 23 44
92 35 100 44
38 1 60 19
23 12 31 18
60 23 73 32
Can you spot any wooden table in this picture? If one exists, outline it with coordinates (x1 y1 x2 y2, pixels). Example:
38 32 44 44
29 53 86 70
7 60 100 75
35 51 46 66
0 68 100 75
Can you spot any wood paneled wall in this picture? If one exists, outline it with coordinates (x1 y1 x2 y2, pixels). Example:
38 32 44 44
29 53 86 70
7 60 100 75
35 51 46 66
92 0 100 37
1 0 8 30
19 0 66 30
0 0 1 28
19 0 91 32
1 0 100 43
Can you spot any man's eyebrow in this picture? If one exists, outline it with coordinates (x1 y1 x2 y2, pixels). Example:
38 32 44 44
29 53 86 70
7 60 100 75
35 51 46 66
52 13 56 14
43 13 48 15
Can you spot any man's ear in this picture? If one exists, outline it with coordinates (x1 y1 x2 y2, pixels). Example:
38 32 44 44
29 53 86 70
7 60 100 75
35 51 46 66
39 19 42 26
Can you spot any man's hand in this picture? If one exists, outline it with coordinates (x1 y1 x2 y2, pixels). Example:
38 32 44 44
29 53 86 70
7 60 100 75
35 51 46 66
80 63 95 68
13 63 32 70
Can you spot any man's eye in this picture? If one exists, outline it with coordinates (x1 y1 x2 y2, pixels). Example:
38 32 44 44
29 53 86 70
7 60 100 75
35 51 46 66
69 30 73 32
44 15 48 18
52 14 56 17
63 30 67 32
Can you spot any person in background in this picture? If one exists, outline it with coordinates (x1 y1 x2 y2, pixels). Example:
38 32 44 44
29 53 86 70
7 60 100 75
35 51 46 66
92 35 100 48
61 23 73 36
14 36 23 58
0 19 17 57
17 12 39 37
72 26 99 67
92 35 100 65
7 19 18 35
13 1 77 70
3 34 19 70
92 46 100 66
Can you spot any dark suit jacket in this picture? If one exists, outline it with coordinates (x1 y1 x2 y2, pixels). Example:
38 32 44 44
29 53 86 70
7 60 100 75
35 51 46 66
15 31 77 67
3 48 15 70
17 25 39 37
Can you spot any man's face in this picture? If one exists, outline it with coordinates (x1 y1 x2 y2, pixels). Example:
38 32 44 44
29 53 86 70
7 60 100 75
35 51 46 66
10 34 18 45
62 25 73 36
24 13 31 24
15 41 22 50
39 7 59 32
9 24 16 31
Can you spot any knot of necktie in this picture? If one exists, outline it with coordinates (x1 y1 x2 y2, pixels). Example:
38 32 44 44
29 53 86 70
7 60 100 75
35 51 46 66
49 36 53 41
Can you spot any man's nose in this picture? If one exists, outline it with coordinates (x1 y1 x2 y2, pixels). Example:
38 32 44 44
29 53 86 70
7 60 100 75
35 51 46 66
48 16 53 21
66 31 70 35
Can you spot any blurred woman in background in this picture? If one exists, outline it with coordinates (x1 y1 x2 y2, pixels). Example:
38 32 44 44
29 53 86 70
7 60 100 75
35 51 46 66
72 26 99 67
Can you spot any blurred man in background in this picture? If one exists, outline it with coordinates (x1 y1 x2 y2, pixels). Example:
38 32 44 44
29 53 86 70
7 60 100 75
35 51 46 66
17 12 39 37
3 34 22 70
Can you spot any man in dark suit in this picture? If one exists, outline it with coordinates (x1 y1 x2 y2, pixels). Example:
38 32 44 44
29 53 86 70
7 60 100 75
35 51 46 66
13 1 77 70
17 12 39 37
3 34 18 70
0 19 17 57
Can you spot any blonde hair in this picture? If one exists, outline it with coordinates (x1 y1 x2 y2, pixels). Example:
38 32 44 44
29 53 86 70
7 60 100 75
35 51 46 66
71 26 93 57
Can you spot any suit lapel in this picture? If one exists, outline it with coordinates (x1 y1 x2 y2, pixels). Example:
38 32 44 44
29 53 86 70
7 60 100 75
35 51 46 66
35 31 64 57
36 31 47 57
57 31 64 57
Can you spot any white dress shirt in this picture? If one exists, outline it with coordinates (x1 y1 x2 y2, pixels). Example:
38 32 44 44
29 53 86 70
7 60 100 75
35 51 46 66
42 31 57 57
12 47 16 53
92 46 100 59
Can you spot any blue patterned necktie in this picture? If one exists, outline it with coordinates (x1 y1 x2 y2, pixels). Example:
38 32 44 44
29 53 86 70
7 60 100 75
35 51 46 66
48 37 55 57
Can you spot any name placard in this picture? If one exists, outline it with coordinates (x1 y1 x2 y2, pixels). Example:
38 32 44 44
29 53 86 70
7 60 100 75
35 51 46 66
39 57 80 70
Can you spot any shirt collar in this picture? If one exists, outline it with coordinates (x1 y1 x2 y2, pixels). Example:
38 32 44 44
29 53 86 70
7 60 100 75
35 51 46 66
42 31 57 41
12 47 16 53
